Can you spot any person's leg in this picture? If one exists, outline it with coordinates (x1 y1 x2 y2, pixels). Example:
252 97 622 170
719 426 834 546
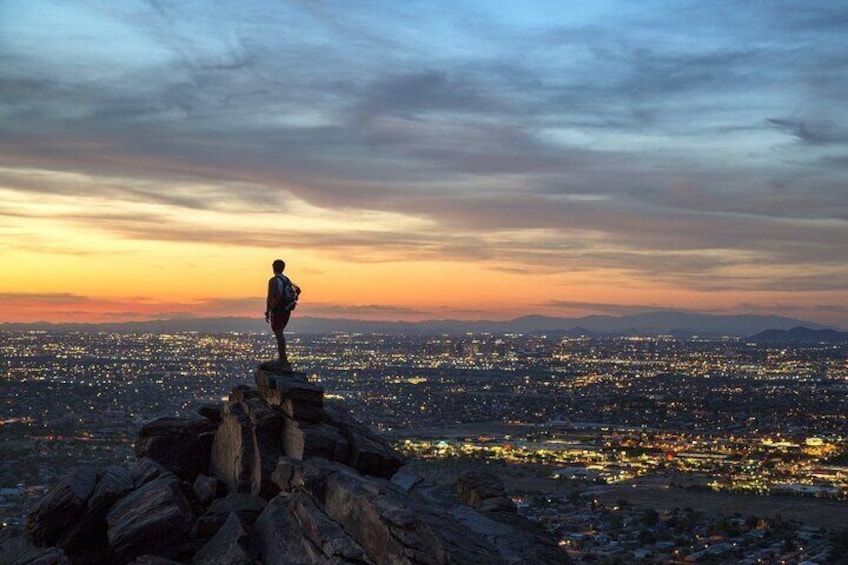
274 328 287 362
271 310 292 365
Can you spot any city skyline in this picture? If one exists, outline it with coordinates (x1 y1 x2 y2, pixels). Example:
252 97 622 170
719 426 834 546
2 1 847 325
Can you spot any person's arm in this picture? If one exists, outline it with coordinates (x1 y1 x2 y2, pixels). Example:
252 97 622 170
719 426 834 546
265 278 276 321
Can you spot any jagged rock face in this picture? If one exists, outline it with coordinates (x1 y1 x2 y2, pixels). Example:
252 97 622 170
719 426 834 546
23 365 568 565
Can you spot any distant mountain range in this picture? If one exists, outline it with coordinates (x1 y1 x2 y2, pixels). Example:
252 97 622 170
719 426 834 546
0 311 838 337
748 327 848 344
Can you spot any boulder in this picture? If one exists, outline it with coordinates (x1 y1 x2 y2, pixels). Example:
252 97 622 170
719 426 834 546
322 405 404 479
191 492 267 542
282 418 350 463
106 475 194 560
192 475 224 506
303 458 502 564
230 386 280 427
206 494 268 524
192 511 255 565
230 387 287 497
255 493 370 565
26 465 100 547
135 418 216 482
12 547 71 565
456 471 516 513
282 397 325 422
129 458 172 488
61 464 137 561
403 471 568 564
89 465 137 513
255 370 322 408
198 403 223 424
445 504 566 564
252 369 324 422
24 461 178 564
270 457 305 492
209 403 259 495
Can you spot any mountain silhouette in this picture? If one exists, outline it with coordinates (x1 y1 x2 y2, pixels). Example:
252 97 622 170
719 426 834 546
1 311 834 336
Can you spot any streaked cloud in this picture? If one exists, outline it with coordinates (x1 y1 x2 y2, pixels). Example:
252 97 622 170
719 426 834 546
304 304 428 316
0 292 264 322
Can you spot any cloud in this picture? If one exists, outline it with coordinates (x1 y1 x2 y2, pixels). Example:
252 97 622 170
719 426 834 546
0 292 98 306
354 70 500 120
0 292 260 323
1 0 848 302
303 304 427 316
195 296 263 314
767 118 847 145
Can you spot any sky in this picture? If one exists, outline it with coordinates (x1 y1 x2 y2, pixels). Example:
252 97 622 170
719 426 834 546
1 0 847 327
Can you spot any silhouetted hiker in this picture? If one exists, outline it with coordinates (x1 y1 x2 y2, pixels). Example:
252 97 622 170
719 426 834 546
265 259 301 369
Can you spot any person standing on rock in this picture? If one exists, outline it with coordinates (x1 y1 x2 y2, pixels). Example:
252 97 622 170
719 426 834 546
265 259 301 369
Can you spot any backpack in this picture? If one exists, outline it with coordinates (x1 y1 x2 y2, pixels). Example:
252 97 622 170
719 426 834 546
276 275 298 311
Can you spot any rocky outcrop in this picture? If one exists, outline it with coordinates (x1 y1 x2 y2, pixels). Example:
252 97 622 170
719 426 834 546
209 368 402 498
26 460 186 564
23 365 568 564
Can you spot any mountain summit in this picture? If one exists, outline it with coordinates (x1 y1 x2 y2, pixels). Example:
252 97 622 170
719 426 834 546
17 365 567 564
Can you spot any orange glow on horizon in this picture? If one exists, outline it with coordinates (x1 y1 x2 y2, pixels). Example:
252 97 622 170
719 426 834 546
1 170 846 328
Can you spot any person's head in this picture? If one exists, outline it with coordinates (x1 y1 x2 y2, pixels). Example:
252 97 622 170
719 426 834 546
272 259 285 274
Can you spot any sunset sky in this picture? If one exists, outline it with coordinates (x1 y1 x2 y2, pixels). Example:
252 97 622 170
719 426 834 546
1 1 847 326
